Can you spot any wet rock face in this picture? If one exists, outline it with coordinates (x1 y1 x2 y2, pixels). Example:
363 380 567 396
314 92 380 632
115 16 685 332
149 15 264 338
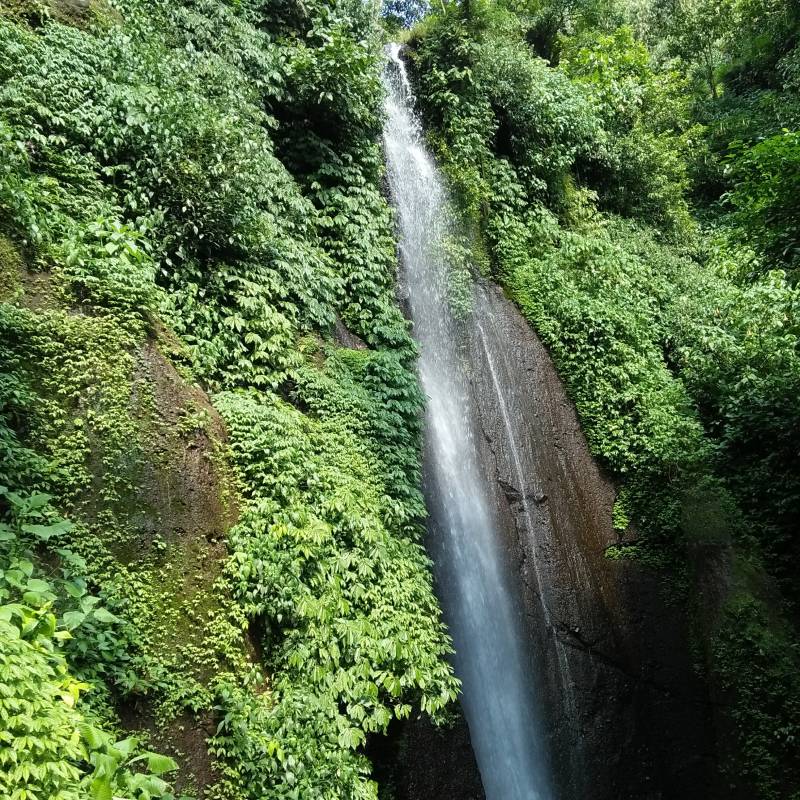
377 279 723 799
369 711 485 800
467 282 722 800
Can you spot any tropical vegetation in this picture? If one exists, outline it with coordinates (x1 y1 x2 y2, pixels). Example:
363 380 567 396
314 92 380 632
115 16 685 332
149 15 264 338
1 0 799 796
404 0 800 794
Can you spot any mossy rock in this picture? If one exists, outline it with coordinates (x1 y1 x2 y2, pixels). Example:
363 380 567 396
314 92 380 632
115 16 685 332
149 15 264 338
3 275 248 794
0 0 117 29
0 235 22 302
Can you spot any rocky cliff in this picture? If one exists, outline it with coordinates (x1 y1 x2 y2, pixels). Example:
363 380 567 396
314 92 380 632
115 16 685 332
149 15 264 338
379 280 724 800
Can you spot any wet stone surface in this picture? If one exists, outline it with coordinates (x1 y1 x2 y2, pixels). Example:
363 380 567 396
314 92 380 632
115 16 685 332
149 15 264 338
465 282 722 800
374 280 724 799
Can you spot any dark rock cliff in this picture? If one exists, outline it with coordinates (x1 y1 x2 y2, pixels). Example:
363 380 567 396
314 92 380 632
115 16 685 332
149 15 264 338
377 280 723 799
469 281 722 800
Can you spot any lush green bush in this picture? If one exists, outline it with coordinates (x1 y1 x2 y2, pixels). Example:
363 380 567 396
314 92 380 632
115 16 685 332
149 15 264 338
0 0 458 796
0 487 181 800
561 26 697 229
212 368 457 797
726 130 800 275
409 4 601 217
410 3 800 795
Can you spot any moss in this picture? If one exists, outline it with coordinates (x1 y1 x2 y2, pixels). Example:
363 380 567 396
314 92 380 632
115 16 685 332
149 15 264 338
3 273 249 788
0 0 118 29
95 341 249 715
24 311 141 515
0 234 22 302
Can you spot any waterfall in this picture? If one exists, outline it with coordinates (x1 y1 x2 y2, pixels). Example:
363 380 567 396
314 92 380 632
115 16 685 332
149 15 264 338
382 44 554 800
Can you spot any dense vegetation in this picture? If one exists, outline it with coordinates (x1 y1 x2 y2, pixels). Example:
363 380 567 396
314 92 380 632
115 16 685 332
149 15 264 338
2 0 800 795
403 0 800 795
0 0 458 797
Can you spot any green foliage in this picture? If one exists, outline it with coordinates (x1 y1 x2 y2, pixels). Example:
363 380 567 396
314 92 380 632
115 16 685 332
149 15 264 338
0 487 182 800
0 300 141 509
409 4 600 215
620 0 800 268
712 590 800 799
0 617 182 800
611 488 630 531
0 621 86 800
210 360 458 797
287 23 382 134
726 130 800 274
0 0 457 796
662 239 800 582
478 32 600 202
561 26 697 229
409 6 695 230
410 2 800 795
210 677 378 800
298 147 414 352
59 220 157 318
505 218 708 477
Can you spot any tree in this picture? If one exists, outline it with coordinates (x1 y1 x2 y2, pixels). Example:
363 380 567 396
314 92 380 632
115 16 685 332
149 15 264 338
382 0 430 27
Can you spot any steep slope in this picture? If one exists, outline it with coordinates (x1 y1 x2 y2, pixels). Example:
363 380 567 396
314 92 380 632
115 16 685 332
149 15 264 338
0 1 458 797
406 5 800 797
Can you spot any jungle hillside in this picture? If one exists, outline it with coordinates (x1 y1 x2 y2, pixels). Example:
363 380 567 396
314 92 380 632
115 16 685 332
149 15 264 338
0 0 799 797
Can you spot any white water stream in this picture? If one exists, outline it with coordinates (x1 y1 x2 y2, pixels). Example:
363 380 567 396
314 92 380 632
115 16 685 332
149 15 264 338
382 44 554 800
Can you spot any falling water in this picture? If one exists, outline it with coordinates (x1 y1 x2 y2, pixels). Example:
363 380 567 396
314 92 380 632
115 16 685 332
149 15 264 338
382 44 554 800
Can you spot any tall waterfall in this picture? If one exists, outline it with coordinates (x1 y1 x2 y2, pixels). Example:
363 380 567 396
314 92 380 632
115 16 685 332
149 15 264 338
382 44 554 800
